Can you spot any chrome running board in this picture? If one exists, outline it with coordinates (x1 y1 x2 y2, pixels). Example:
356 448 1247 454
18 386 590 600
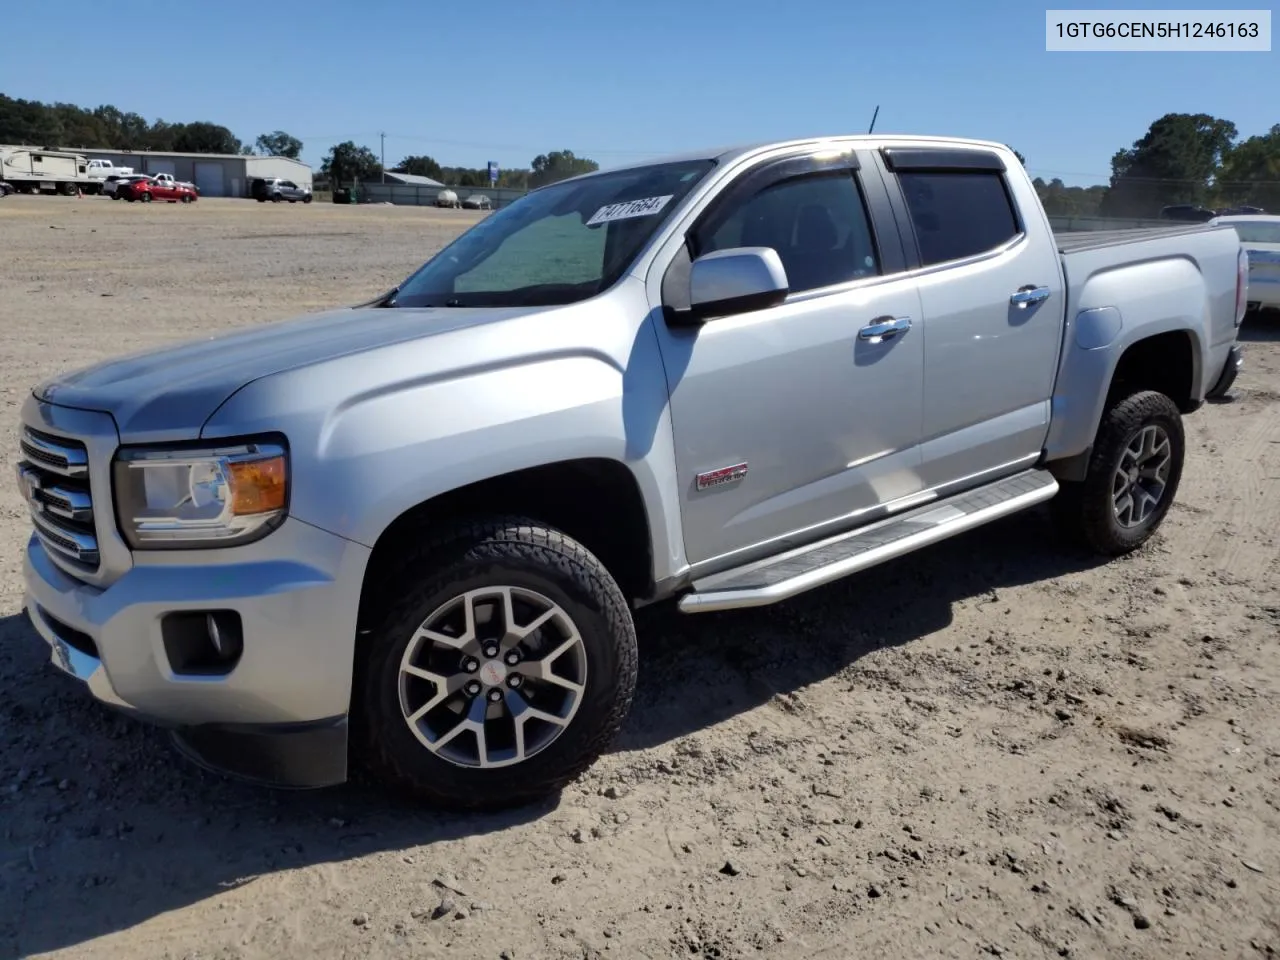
677 469 1059 614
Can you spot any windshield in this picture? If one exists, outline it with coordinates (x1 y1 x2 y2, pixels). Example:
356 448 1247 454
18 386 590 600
1230 221 1280 244
388 159 715 308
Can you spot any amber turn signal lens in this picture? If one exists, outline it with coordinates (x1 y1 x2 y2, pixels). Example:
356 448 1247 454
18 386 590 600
228 456 287 514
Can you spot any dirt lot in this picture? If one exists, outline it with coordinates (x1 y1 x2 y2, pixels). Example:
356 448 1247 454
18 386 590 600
1 195 1278 960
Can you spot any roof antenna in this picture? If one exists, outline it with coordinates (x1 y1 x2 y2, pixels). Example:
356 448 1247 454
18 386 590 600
867 105 880 134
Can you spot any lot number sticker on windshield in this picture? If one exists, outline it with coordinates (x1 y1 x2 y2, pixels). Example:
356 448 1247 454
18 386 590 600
586 195 674 226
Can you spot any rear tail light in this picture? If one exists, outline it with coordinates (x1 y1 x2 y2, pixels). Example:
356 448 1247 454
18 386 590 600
1235 247 1248 326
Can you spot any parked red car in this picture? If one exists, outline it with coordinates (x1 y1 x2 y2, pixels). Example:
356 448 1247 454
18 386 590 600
119 177 198 204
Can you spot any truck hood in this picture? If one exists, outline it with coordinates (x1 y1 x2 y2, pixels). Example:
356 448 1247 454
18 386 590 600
35 304 542 442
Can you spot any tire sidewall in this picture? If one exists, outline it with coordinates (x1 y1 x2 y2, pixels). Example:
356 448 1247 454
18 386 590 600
360 537 633 803
1089 392 1185 549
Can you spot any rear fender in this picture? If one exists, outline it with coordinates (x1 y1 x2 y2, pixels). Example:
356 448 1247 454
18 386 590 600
1045 256 1206 466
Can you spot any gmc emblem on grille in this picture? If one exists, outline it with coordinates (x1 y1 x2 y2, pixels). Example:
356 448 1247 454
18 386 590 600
17 467 43 512
695 462 749 491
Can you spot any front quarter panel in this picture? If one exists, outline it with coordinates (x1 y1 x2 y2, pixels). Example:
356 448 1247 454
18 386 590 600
199 282 688 584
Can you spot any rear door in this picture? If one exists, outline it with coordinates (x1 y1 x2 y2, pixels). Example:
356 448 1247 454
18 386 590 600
651 148 927 566
874 145 1064 493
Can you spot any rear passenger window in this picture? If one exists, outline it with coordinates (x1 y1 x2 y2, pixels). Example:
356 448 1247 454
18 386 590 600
695 173 881 295
898 172 1020 266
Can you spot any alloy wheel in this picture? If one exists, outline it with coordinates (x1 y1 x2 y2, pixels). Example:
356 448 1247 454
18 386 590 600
1111 424 1172 528
397 585 587 768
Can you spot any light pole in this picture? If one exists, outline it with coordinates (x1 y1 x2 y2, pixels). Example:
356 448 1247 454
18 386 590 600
380 132 386 184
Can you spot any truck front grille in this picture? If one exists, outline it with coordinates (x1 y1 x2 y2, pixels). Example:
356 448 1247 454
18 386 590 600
17 426 100 570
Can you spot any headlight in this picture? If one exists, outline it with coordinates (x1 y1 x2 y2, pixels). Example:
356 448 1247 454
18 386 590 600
113 436 288 549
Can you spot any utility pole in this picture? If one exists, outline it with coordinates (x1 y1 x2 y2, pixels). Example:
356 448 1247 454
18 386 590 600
380 132 386 184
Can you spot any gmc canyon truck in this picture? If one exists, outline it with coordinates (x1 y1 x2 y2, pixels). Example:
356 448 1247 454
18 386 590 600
17 135 1247 810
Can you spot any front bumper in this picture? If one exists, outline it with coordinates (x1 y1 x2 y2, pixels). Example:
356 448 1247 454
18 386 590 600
22 517 371 787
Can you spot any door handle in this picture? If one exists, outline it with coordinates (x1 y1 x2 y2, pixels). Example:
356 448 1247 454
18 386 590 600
858 315 912 344
1011 285 1051 307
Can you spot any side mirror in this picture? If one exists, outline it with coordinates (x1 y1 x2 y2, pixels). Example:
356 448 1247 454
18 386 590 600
688 247 789 322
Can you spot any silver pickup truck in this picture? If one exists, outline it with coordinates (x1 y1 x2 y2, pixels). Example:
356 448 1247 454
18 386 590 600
17 135 1248 809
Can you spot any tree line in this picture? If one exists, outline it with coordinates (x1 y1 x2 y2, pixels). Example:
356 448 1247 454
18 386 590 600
319 141 598 190
1025 112 1279 218
0 94 599 189
4 96 1275 211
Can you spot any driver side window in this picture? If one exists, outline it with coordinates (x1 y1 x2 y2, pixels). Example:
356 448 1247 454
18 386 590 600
694 172 881 295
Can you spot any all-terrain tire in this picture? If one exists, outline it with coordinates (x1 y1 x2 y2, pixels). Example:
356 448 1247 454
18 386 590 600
354 517 638 811
1051 390 1185 555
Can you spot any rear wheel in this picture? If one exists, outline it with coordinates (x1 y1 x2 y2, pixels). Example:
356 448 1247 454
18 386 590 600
1051 390 1185 555
354 517 638 811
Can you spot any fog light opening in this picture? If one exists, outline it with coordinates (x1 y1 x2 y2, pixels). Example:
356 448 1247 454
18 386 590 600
162 610 244 676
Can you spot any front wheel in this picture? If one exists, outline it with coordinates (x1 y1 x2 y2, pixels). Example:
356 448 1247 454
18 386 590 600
1051 390 1185 555
354 518 638 811
303 194 312 204
139 192 152 203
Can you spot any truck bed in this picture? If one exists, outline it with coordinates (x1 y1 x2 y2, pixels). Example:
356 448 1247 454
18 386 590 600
1054 222 1227 254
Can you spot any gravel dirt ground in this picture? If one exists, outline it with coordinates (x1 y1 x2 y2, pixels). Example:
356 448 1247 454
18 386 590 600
1 196 1278 960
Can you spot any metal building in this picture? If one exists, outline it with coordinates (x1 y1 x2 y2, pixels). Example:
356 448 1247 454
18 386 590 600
383 171 445 187
73 149 313 198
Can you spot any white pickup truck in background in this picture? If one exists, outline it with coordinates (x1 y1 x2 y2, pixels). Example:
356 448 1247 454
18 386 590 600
149 171 196 191
85 158 135 179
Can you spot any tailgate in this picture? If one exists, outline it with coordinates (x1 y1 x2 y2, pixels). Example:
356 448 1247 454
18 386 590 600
1245 244 1280 293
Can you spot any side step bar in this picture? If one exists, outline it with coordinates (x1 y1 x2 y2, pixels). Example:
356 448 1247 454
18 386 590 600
677 469 1059 614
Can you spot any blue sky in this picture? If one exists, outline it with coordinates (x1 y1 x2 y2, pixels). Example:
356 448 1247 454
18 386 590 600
3 0 1274 186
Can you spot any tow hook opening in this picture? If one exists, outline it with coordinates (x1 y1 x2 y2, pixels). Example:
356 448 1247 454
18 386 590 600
162 610 244 676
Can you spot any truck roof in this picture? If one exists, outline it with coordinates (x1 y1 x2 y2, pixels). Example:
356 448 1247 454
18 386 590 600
564 134 1012 187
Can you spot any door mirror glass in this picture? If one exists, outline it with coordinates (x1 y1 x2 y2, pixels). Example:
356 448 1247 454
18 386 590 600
688 247 789 321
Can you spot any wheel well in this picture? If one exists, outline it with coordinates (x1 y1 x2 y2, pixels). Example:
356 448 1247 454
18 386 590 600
1107 331 1196 412
357 459 654 627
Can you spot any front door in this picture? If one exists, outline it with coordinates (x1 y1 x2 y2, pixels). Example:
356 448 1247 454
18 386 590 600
652 151 926 567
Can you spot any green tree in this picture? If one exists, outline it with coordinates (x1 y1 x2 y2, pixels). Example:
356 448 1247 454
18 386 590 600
1033 176 1108 217
1214 124 1280 211
1100 113 1237 217
440 165 489 187
1010 148 1027 165
529 150 598 188
256 130 303 159
393 154 444 180
322 141 382 183
171 121 242 154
